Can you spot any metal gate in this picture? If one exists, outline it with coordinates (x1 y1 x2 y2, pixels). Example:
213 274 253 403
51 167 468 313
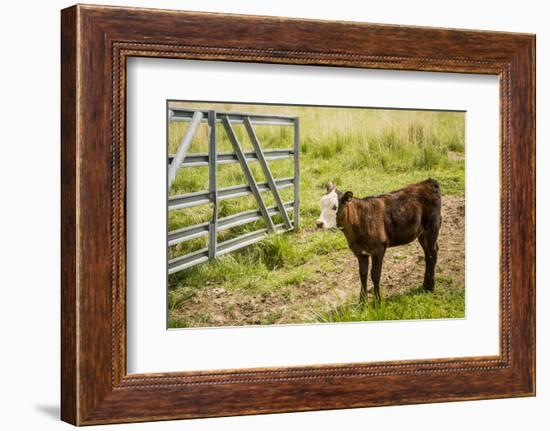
167 107 300 274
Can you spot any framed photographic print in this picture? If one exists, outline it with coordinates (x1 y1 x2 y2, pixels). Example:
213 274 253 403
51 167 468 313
61 4 535 425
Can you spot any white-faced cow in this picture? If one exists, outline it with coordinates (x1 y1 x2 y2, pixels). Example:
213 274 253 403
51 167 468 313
316 179 442 304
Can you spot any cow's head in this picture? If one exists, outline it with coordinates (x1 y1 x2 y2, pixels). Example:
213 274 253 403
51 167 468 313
316 182 339 229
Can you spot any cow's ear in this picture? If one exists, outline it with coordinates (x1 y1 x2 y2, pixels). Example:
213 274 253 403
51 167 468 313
343 191 353 203
326 182 335 193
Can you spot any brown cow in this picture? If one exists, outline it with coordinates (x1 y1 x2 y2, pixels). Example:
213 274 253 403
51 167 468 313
316 179 442 304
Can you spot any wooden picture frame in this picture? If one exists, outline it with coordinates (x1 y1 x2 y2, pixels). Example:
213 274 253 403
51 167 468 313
61 4 535 425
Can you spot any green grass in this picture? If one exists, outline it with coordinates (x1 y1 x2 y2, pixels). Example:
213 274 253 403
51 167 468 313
169 229 347 295
316 285 465 323
167 102 465 326
168 317 190 329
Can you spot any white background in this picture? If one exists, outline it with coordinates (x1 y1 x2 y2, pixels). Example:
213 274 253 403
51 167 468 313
0 0 547 430
127 59 499 373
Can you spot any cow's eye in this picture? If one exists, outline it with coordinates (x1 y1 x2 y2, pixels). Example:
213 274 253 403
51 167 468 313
332 205 337 211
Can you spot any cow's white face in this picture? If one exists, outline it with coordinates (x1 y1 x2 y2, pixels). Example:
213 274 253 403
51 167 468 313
316 189 338 229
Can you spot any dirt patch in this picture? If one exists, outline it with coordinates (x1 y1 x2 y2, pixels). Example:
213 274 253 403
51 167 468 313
170 195 465 327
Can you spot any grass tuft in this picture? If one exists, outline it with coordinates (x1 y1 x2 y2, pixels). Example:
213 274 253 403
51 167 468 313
316 287 465 323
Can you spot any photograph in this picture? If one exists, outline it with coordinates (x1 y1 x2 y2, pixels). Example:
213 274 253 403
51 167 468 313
167 101 466 328
52 2 536 426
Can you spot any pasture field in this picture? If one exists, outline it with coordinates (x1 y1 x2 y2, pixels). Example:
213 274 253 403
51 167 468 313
167 102 465 328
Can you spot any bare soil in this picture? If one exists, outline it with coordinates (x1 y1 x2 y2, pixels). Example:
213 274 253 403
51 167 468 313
170 196 465 327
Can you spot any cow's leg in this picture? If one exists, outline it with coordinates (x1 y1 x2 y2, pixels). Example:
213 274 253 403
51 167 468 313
370 249 385 306
418 233 438 291
358 255 370 304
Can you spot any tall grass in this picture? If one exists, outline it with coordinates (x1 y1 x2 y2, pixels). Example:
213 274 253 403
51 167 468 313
168 103 464 257
169 104 464 180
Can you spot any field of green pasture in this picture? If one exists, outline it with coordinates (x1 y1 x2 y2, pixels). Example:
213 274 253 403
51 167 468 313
167 102 465 328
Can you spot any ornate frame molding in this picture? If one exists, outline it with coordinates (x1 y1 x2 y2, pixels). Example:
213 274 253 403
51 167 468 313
61 5 534 425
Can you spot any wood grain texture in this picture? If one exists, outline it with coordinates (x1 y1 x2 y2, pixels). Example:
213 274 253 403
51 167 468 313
60 4 535 425
60 5 78 425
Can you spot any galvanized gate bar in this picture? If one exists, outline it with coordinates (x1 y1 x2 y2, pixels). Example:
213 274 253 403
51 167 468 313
168 247 209 274
217 202 292 232
244 117 293 230
172 116 294 127
216 228 270 255
221 115 275 232
293 117 300 231
168 190 211 210
168 177 295 211
168 223 209 245
169 223 285 274
170 107 295 126
171 106 296 120
208 110 218 260
168 110 203 189
216 177 294 202
168 148 294 167
168 202 294 246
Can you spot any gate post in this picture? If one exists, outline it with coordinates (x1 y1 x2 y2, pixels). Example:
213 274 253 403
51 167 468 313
208 110 218 260
293 117 300 231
